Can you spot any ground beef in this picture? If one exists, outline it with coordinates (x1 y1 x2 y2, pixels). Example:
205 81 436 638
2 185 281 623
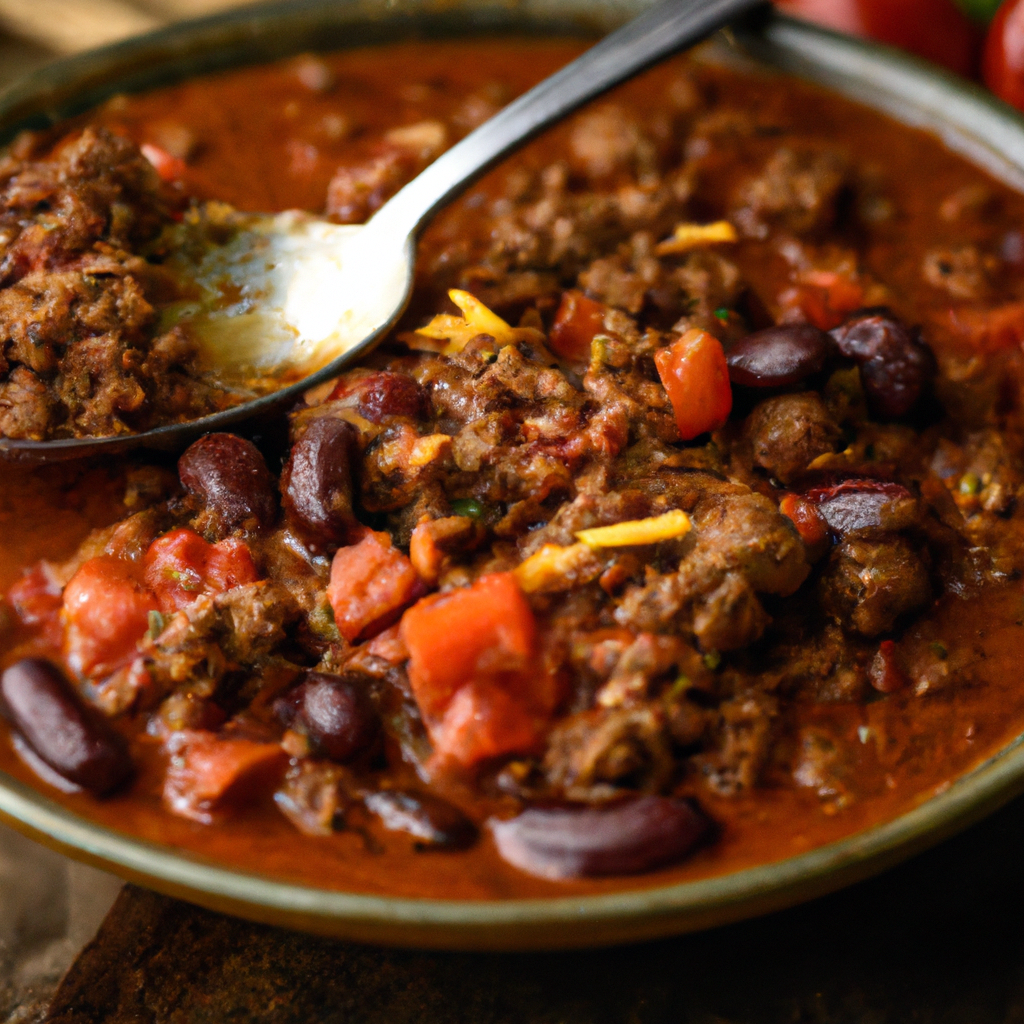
0 128 237 440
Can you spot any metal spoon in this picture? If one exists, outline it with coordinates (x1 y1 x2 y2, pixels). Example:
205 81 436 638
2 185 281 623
2 0 768 463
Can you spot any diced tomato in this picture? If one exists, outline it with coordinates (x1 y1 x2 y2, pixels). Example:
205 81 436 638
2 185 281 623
985 0 1024 110
7 562 62 627
549 290 608 362
654 328 733 441
163 730 287 823
779 493 829 548
143 528 259 614
328 531 424 642
365 623 408 663
63 556 158 678
428 680 548 766
949 300 1024 352
400 572 537 719
400 572 559 766
141 142 188 183
779 272 865 331
774 0 981 77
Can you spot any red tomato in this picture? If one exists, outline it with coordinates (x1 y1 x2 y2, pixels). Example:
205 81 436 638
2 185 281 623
654 328 733 441
143 528 259 614
327 531 423 642
775 0 981 77
63 556 158 678
984 0 1024 109
400 572 537 720
549 291 609 362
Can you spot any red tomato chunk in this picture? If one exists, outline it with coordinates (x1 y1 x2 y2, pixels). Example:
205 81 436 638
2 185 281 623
327 531 423 642
400 572 559 766
654 328 732 441
7 563 62 627
163 730 287 823
63 556 158 678
549 290 609 362
143 528 259 614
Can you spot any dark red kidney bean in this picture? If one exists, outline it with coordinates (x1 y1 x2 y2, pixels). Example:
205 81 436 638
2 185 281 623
726 325 833 388
178 433 277 534
489 796 711 879
0 659 133 796
806 480 915 535
281 418 359 551
363 789 477 849
357 371 428 424
869 640 908 694
829 309 935 419
276 672 379 763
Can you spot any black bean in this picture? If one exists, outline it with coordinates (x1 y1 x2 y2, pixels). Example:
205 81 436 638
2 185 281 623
726 325 833 388
357 371 428 424
829 309 935 419
178 433 278 534
281 418 358 551
489 796 711 879
363 789 477 849
277 672 379 763
0 659 133 796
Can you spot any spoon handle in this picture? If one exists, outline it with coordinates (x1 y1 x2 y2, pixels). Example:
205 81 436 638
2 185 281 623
369 0 769 239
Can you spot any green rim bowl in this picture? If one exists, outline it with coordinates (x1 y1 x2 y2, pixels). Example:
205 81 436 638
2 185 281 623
1 0 1024 951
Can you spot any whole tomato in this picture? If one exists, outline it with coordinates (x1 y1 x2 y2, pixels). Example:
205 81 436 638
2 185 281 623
775 0 982 77
983 0 1024 110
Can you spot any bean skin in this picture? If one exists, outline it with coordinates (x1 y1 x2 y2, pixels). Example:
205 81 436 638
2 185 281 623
829 309 935 419
357 371 428 424
490 796 711 879
281 418 359 551
363 789 477 849
726 325 833 388
178 434 277 534
0 659 133 795
276 672 379 763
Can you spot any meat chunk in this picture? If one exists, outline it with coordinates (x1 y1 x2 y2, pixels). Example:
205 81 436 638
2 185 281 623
0 128 229 439
820 537 932 636
733 147 849 237
543 705 674 801
746 392 842 484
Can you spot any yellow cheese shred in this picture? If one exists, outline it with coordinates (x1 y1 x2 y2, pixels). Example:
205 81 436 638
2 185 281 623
576 510 692 548
405 289 543 354
655 221 738 256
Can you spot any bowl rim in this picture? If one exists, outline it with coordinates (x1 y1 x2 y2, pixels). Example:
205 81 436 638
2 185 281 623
2 0 1024 949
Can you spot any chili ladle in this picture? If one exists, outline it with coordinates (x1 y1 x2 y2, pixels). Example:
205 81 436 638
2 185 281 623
1 0 768 462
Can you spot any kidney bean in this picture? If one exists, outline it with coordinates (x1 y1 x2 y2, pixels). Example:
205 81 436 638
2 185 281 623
829 309 935 419
178 434 277 534
276 672 379 763
806 480 916 535
281 418 359 551
489 796 711 879
357 371 428 424
363 789 477 849
870 640 908 694
726 324 834 388
0 659 133 795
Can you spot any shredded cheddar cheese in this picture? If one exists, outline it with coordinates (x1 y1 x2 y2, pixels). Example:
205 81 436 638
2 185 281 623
576 510 692 548
404 289 543 354
514 542 599 594
655 221 738 256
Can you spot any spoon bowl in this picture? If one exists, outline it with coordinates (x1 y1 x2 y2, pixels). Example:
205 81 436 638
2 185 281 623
0 0 768 463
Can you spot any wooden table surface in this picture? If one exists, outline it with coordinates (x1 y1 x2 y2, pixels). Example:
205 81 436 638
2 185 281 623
3 5 1024 1021
39 789 1024 1023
